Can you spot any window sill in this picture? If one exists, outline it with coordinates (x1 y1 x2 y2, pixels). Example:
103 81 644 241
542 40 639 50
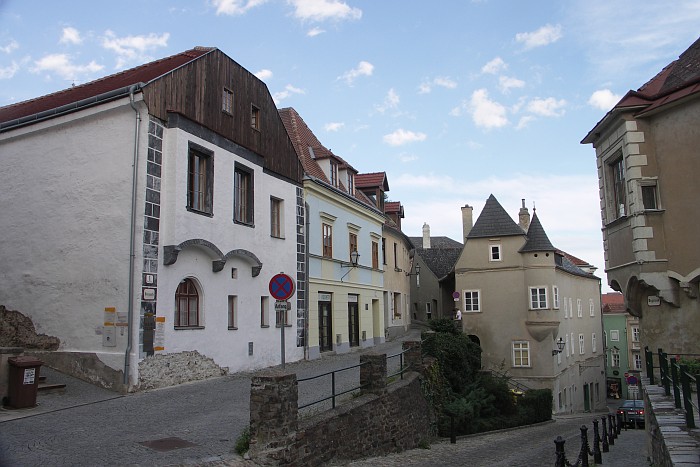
275 324 293 328
233 219 255 228
271 235 285 240
228 326 238 330
186 207 213 218
261 324 270 328
175 326 205 330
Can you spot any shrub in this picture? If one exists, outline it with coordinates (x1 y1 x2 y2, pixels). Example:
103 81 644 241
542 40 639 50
235 426 251 456
422 329 481 393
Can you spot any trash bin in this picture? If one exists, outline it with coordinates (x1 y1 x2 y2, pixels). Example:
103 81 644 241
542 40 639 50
6 356 43 409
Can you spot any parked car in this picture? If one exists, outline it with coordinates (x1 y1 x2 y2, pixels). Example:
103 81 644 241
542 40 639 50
616 399 645 428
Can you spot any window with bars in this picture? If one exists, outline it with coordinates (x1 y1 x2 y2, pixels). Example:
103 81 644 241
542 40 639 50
175 278 200 327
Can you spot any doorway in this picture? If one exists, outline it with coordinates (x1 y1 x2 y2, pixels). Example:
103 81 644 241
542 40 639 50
318 294 332 352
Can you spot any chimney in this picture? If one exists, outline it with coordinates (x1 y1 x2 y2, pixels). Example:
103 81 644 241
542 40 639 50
461 205 473 242
422 223 431 249
518 199 530 232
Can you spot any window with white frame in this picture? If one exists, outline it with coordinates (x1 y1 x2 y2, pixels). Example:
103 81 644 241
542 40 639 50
589 298 595 316
611 348 620 367
634 353 642 370
553 286 559 309
579 334 585 354
512 341 530 367
592 333 597 353
464 290 480 312
563 296 568 317
632 326 640 343
529 287 547 309
568 298 573 317
577 299 582 317
570 332 575 355
425 302 432 320
565 334 569 357
610 329 620 341
490 244 501 261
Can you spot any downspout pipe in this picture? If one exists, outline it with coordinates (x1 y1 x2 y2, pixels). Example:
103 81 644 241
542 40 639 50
125 83 144 387
305 201 310 360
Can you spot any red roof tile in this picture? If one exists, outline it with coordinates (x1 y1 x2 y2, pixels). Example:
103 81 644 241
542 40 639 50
355 172 389 190
0 47 214 126
602 293 626 313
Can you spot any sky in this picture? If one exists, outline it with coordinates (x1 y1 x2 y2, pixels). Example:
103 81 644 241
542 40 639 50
1 0 699 292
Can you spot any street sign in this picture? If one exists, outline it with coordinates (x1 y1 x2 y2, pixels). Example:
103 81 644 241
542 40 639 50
452 291 460 301
269 273 295 301
627 375 638 385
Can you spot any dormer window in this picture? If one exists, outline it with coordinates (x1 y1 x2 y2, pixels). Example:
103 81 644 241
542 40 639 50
347 173 354 195
330 161 338 187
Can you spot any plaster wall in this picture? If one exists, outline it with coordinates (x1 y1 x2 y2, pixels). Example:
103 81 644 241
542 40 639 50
154 125 303 372
382 228 411 335
0 99 142 374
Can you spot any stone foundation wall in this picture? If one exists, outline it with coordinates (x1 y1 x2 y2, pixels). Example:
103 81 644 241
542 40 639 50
0 306 60 350
137 350 228 390
248 342 435 466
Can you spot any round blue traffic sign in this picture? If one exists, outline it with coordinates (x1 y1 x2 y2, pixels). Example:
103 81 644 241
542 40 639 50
269 273 295 300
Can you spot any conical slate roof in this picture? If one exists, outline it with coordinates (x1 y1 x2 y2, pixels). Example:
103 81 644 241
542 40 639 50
467 194 526 239
520 212 556 252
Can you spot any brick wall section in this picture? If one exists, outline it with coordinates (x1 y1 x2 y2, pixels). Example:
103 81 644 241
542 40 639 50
248 341 435 466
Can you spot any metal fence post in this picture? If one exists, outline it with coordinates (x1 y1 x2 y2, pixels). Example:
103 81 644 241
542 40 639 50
680 364 696 429
660 351 670 395
671 357 682 409
601 416 609 453
592 418 602 464
645 346 654 385
554 436 568 467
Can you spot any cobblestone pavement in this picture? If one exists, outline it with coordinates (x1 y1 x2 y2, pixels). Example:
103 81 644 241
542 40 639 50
0 331 650 466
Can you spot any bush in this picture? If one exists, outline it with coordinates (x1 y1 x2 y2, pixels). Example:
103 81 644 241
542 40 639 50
235 426 251 456
422 328 481 393
517 389 553 424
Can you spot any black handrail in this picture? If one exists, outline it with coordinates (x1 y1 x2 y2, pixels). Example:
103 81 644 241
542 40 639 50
650 347 699 429
297 361 368 410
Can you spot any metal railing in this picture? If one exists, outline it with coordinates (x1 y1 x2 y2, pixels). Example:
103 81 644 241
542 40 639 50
645 346 700 428
387 348 412 380
297 361 368 410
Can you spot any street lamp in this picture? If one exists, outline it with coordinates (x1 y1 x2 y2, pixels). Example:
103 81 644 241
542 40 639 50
406 263 421 288
340 250 360 282
552 337 565 355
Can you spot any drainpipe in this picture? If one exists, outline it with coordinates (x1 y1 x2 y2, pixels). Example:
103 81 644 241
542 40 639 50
305 201 310 360
124 84 143 386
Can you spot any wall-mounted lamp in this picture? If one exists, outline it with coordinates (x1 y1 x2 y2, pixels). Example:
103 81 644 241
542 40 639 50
405 264 421 277
552 337 565 355
340 250 360 282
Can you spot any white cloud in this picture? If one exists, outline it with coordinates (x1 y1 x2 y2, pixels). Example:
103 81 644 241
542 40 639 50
101 30 169 69
515 24 563 49
516 115 536 130
324 122 344 131
482 57 506 74
272 84 305 104
213 0 268 15
399 153 418 162
1 40 19 54
31 53 104 80
307 27 326 37
433 76 457 89
418 82 431 94
526 97 567 117
376 88 399 113
499 75 525 93
469 88 508 129
289 0 362 22
338 60 373 85
60 27 82 45
588 89 621 110
255 69 273 81
383 129 427 146
0 61 20 79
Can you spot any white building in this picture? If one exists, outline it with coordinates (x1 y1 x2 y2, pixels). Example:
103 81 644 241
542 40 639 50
0 47 306 391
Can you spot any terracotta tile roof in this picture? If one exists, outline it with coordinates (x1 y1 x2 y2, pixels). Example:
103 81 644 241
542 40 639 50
355 172 389 191
0 47 215 126
385 201 401 214
602 293 626 313
278 107 377 211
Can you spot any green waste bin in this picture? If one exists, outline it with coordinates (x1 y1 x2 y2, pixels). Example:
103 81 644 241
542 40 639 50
6 356 43 409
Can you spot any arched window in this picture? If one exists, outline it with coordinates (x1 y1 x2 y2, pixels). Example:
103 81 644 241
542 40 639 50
175 278 200 327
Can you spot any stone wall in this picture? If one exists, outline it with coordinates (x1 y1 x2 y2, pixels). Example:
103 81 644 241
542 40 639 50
248 342 435 466
137 350 228 390
0 306 60 350
644 377 700 466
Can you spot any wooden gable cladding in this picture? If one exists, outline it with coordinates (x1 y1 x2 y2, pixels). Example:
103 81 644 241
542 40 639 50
142 48 302 183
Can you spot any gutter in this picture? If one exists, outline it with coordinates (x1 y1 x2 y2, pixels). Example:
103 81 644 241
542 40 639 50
1 85 140 132
124 83 145 387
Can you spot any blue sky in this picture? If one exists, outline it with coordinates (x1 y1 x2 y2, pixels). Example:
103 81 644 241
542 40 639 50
2 0 699 290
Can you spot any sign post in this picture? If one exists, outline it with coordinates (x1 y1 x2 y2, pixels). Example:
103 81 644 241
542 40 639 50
269 273 295 368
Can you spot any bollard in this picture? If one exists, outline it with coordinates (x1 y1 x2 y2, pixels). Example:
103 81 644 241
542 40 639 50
592 419 602 464
616 412 624 434
608 414 616 445
554 436 568 467
601 416 609 453
578 425 590 467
